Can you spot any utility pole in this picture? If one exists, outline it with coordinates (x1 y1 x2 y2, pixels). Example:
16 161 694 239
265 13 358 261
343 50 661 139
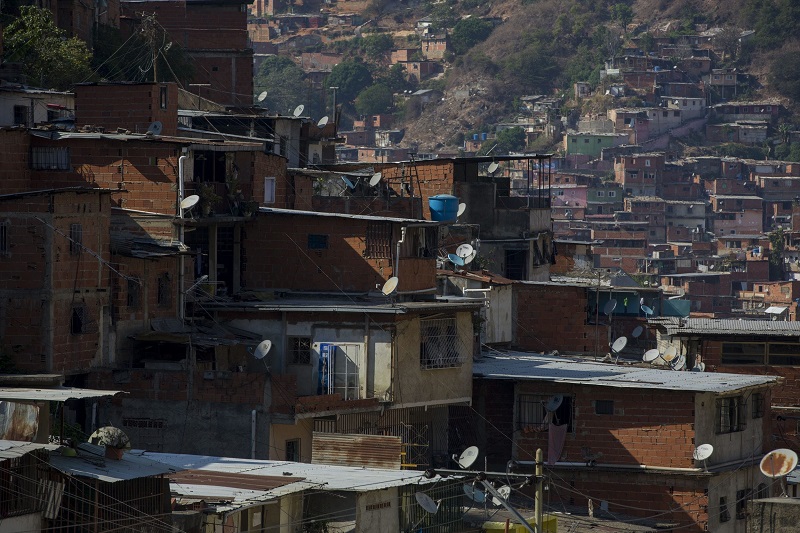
329 86 338 133
535 448 543 533
140 12 159 82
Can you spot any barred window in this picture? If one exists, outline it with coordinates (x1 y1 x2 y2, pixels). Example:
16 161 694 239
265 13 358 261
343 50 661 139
127 277 141 309
365 222 392 258
289 337 311 365
719 497 730 523
31 147 71 170
0 220 8 256
419 316 464 369
736 489 752 519
69 224 82 255
595 400 614 415
716 396 746 434
517 394 574 432
307 234 329 249
70 305 89 334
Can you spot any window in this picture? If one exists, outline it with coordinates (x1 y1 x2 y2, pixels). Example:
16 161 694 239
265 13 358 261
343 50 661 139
307 234 329 249
597 191 605 197
69 224 82 255
607 191 616 197
159 86 168 109
286 439 300 462
736 489 752 519
365 222 392 258
13 105 28 127
0 220 8 256
752 392 764 419
127 278 141 309
756 483 768 500
595 400 614 415
716 396 746 434
70 305 89 334
31 147 71 170
721 343 765 364
419 316 464 369
516 394 574 432
157 272 172 308
767 343 800 365
719 497 730 523
264 177 276 204
288 337 311 365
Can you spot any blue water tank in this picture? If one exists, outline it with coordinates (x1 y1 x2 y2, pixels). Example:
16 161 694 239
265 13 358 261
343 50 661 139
481 132 488 140
429 194 459 221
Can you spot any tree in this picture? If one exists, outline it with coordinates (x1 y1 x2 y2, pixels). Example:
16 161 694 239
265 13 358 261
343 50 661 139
361 33 394 60
478 127 526 155
255 56 320 116
769 227 786 280
609 3 634 33
450 17 493 55
354 84 394 115
769 50 800 102
327 60 373 104
376 63 412 93
714 26 741 62
4 6 92 89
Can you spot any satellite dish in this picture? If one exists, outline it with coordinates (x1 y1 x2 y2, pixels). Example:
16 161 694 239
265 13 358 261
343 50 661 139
254 340 272 360
455 446 479 469
341 176 355 189
492 485 512 506
545 394 563 412
611 336 628 353
671 354 686 371
456 244 474 258
487 162 499 174
463 484 486 503
643 349 661 363
381 277 399 296
292 104 305 117
641 305 654 316
692 361 706 372
457 203 467 217
663 346 677 362
415 492 440 514
89 426 131 449
257 91 268 102
448 253 465 266
603 299 617 316
369 172 382 187
464 250 477 265
693 444 714 461
180 194 200 210
760 449 799 478
146 121 163 135
632 325 643 338
317 115 329 128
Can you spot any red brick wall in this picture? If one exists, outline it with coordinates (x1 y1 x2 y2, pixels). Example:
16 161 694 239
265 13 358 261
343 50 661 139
251 153 288 208
0 130 31 195
75 83 179 136
191 55 254 107
514 284 607 354
378 160 454 220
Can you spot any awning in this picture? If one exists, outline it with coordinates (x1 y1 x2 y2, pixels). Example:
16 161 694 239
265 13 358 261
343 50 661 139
765 306 789 315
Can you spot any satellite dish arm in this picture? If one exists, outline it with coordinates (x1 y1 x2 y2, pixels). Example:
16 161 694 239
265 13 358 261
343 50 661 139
480 481 535 533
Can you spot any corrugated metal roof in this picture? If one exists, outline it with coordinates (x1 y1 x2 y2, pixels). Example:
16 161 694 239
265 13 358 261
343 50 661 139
202 297 481 314
473 352 777 393
0 387 126 401
0 440 57 460
658 317 800 337
311 433 402 469
257 206 438 225
48 443 177 483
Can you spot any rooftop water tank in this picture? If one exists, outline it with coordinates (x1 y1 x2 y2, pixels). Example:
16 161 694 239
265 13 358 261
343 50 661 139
428 194 459 222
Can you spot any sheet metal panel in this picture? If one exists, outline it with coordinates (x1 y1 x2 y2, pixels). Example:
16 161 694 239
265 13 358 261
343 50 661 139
312 432 402 470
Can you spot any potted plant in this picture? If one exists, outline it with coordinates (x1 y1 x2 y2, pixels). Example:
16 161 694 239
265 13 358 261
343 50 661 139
198 183 221 216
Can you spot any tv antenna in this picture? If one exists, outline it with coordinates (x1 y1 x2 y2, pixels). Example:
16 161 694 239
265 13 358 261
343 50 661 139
317 115 329 128
257 91 268 102
292 104 305 117
760 448 798 496
369 172 382 187
693 443 713 471
146 121 163 136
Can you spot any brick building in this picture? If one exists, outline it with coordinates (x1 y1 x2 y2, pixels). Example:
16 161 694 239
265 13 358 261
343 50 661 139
615 153 665 197
75 82 179 136
472 352 777 533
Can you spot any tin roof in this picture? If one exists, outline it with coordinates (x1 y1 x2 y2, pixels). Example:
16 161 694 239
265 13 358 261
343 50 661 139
0 440 55 460
0 387 125 402
655 317 800 337
473 352 776 393
48 443 177 483
257 206 437 225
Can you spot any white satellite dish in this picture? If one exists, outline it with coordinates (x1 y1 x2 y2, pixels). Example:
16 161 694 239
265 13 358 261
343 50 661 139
632 325 643 338
463 484 486 503
448 253 465 267
671 354 686 371
457 203 467 217
180 194 200 210
487 162 499 174
491 485 512 506
292 104 305 117
455 446 479 469
257 91 268 102
693 444 714 462
760 449 799 478
369 172 382 187
456 244 474 258
146 121 163 135
254 340 272 360
603 299 617 316
341 176 355 189
317 115 329 128
545 394 563 412
663 346 677 362
611 336 628 353
381 277 399 296
692 361 706 372
464 250 477 265
415 492 440 514
641 305 654 316
643 349 661 363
